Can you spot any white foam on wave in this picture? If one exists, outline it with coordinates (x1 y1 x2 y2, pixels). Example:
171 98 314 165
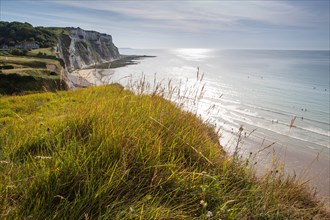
234 108 259 118
199 93 329 150
295 125 330 137
226 114 330 149
229 112 253 123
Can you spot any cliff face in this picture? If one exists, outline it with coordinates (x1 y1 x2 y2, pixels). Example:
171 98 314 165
58 28 120 72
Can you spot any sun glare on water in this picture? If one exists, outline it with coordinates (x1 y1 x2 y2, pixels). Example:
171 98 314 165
172 48 215 61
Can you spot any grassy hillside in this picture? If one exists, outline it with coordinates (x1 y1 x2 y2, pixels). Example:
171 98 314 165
0 54 67 95
27 47 57 59
0 84 327 219
0 54 61 69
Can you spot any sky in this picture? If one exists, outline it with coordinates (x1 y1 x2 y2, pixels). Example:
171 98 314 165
1 0 329 50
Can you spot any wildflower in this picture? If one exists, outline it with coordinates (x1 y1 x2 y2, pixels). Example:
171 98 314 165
206 211 213 218
145 194 152 201
200 185 208 192
200 200 207 208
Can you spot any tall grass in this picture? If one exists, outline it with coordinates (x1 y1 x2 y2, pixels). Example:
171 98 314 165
0 78 328 219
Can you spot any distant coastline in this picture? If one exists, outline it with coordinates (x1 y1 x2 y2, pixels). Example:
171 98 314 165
85 55 156 70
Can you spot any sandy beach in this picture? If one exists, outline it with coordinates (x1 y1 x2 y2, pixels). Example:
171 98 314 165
67 55 154 88
222 130 330 207
68 68 114 87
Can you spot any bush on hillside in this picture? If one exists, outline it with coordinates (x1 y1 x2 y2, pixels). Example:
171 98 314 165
0 21 58 48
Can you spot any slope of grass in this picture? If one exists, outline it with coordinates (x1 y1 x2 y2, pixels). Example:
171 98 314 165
27 47 57 59
46 27 71 37
0 73 67 95
0 84 328 219
0 55 67 95
0 55 61 69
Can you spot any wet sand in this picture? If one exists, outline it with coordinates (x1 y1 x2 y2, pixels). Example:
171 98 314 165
69 69 114 86
222 130 330 207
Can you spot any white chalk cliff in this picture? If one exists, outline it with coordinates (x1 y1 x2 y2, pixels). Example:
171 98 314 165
58 28 120 72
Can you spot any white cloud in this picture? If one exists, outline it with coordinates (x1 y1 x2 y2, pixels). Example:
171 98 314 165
55 0 316 32
3 0 327 49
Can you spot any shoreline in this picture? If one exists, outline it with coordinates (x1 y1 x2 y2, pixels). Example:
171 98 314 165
221 128 330 207
70 57 330 207
84 55 156 70
67 55 156 87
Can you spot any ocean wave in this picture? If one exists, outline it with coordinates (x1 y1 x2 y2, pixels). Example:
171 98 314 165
201 99 329 139
189 94 329 147
244 103 330 126
225 117 329 149
294 125 330 137
232 110 330 139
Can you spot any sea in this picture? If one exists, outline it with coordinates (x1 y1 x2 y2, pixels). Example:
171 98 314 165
107 49 328 150
102 48 330 196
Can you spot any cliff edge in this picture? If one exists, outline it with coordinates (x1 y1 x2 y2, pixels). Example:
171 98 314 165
57 27 120 72
0 22 121 93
